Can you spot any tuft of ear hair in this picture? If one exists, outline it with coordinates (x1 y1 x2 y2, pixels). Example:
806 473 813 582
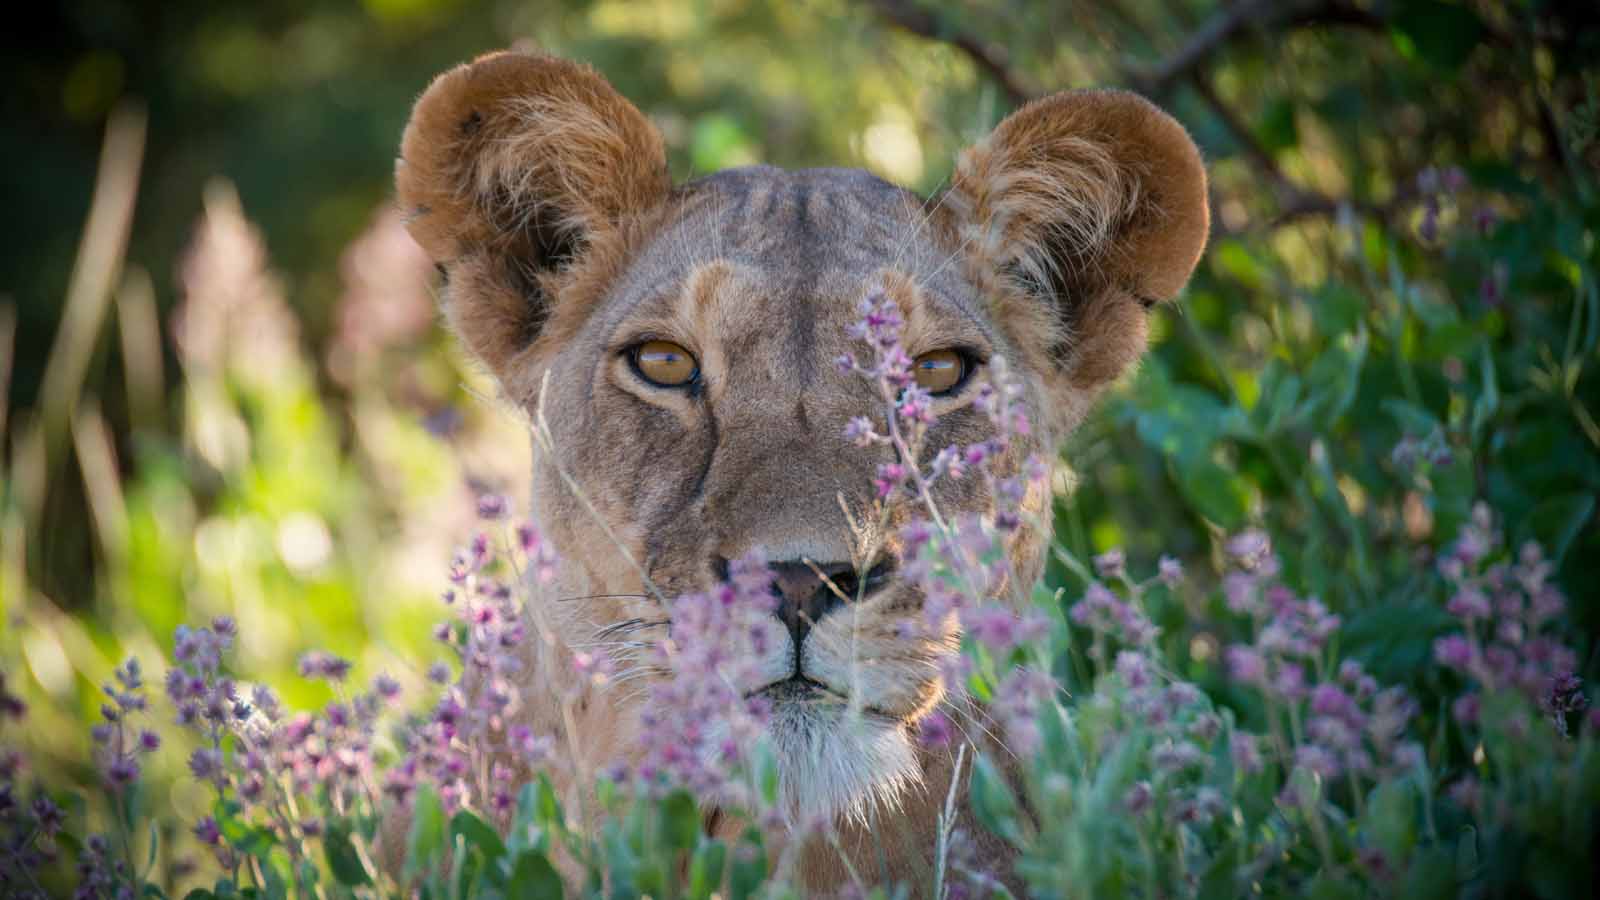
397 51 669 264
395 52 669 397
950 89 1209 389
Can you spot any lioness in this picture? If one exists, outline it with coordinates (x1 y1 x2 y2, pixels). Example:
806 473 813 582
394 50 1207 892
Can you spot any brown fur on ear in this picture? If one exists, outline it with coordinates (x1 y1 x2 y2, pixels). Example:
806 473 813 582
395 51 669 389
951 89 1208 390
397 50 668 261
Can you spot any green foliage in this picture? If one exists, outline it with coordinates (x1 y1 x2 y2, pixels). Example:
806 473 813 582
3 0 1599 898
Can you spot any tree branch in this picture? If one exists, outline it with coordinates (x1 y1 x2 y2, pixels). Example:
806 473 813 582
862 0 1400 235
1127 0 1384 96
866 0 1035 107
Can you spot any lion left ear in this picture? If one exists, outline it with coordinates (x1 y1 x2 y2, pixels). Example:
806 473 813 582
395 51 670 395
950 89 1209 389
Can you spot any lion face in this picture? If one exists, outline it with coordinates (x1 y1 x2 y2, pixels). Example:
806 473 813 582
396 52 1207 824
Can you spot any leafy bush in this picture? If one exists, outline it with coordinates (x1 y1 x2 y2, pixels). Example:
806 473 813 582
4 1 1598 898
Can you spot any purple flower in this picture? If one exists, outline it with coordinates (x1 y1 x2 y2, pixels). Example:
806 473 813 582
1273 663 1308 701
1225 646 1266 684
1152 740 1205 773
1446 587 1491 620
1542 672 1589 737
193 816 221 845
1225 529 1272 570
105 756 139 787
188 748 223 781
1446 776 1480 811
963 606 1023 652
476 493 508 520
1157 556 1183 588
1092 549 1126 580
1310 683 1354 719
1115 651 1152 689
372 674 402 700
918 710 954 749
874 462 906 499
843 416 877 447
1123 781 1153 815
31 796 63 835
1222 572 1259 615
297 651 351 682
1295 744 1341 778
1433 635 1472 670
1188 712 1222 743
1175 787 1225 825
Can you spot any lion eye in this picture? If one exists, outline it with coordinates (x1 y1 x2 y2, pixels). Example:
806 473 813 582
631 340 699 387
912 349 967 395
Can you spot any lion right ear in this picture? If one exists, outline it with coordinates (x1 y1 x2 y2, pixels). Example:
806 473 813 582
396 51 670 390
949 89 1208 398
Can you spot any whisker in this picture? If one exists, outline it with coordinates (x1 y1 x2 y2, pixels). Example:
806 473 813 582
592 617 670 640
890 176 953 277
555 593 653 603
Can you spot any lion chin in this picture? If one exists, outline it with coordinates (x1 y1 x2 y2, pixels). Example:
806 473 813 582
742 685 924 827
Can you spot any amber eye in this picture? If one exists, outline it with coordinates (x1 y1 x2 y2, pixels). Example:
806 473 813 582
912 349 968 395
630 340 699 387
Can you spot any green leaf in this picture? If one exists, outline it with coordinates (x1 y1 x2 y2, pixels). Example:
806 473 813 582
406 784 447 879
1313 282 1366 335
1400 847 1459 900
968 753 1023 845
324 821 374 887
451 809 508 863
1524 492 1596 564
1342 602 1457 682
1305 871 1362 900
1256 97 1299 153
1173 457 1249 530
509 792 546 857
754 741 781 809
1382 398 1441 434
535 775 563 828
688 839 727 900
260 849 291 900
508 850 564 900
1390 1 1484 70
1194 836 1243 900
728 828 767 900
145 819 161 878
451 838 485 900
1363 778 1419 861
660 789 700 852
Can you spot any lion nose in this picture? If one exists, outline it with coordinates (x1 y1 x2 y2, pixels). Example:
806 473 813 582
767 558 893 647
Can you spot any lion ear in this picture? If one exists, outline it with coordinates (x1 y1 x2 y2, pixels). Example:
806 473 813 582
396 51 669 385
950 89 1208 390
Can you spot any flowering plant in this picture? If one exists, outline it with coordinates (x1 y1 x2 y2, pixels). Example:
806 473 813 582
6 5 1600 893
8 259 1597 899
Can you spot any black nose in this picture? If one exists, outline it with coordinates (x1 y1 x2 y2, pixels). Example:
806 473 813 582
767 557 895 646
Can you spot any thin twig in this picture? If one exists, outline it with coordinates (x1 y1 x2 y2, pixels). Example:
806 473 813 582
867 0 1035 106
1125 0 1384 96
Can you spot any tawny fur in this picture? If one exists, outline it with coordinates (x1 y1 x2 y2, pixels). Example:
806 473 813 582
392 49 1208 896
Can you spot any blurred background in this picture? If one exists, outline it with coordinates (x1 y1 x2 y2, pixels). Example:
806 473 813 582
2 0 1598 839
